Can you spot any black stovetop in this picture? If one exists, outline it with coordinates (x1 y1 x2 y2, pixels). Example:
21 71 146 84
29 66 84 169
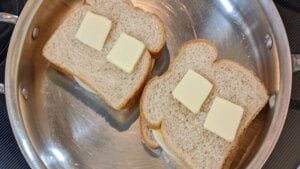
0 0 299 169
0 0 26 63
1 1 30 168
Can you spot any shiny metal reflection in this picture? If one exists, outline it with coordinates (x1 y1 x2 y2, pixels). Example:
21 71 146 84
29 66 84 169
293 54 300 72
5 0 291 169
0 12 18 24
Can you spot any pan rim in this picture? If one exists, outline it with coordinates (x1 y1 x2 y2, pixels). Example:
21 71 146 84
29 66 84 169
245 0 292 168
5 0 46 169
4 0 292 169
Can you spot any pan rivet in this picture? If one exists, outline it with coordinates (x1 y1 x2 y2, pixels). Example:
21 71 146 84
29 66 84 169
32 27 39 40
269 94 276 108
265 34 273 49
21 87 29 100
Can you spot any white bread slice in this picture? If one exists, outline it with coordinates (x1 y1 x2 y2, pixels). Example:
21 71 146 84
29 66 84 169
140 39 269 169
139 116 160 150
43 0 165 110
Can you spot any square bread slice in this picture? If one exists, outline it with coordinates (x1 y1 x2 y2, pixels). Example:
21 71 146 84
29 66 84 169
43 0 165 110
140 39 269 169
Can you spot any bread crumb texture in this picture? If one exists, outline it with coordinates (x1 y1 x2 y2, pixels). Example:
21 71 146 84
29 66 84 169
141 39 268 169
43 0 165 110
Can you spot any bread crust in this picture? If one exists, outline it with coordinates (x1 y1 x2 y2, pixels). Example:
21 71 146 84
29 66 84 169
140 39 269 168
48 51 152 110
139 117 160 150
140 39 218 128
130 5 166 56
44 1 165 110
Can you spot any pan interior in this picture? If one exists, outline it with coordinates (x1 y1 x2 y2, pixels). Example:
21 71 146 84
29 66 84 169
17 0 280 168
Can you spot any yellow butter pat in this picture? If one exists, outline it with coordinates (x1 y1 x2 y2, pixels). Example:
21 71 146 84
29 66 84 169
107 33 145 73
172 69 213 113
76 11 112 51
204 97 244 142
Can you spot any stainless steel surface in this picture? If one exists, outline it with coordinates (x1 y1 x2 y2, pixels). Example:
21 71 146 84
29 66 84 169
0 12 18 24
32 27 39 40
5 0 292 169
265 34 273 49
0 83 4 94
293 54 300 72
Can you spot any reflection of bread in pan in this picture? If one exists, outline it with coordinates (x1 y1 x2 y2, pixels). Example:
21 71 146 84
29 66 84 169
140 39 269 168
43 0 165 110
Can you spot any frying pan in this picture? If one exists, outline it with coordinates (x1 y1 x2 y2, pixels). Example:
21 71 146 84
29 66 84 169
0 0 299 168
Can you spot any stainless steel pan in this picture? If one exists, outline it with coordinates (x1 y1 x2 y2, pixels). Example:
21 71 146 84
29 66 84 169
1 0 299 168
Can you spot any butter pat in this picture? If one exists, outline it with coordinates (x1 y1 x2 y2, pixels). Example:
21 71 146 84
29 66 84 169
204 97 244 142
76 11 112 51
172 70 213 113
107 33 145 73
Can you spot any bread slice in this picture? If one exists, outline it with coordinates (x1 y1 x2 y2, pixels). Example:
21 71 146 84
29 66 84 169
139 116 160 149
140 39 269 169
43 0 165 110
